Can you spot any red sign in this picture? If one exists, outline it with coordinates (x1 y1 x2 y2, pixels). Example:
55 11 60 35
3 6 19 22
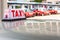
11 10 24 17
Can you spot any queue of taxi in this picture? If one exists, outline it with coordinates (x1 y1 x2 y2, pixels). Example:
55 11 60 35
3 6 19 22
25 7 58 18
24 4 58 18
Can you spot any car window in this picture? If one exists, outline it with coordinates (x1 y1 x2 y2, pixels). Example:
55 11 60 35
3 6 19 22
25 6 28 8
57 7 60 10
48 6 54 10
38 7 46 11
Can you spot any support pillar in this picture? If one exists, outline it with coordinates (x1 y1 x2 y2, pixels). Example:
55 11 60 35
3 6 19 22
0 0 7 20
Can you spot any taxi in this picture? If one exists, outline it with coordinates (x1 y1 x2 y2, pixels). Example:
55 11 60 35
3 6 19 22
47 10 57 14
25 10 35 18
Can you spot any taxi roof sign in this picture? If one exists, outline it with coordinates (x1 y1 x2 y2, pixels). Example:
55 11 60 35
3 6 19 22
2 9 26 21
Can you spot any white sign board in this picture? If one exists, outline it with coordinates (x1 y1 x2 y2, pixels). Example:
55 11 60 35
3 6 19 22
2 9 26 21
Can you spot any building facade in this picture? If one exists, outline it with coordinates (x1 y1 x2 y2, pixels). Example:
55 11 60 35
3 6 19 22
46 0 60 2
42 0 60 3
8 0 34 2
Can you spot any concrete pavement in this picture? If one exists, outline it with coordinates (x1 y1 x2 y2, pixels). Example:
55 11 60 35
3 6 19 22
1 20 60 36
0 31 60 40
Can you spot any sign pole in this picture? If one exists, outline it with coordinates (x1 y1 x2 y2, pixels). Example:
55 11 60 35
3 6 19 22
0 0 2 19
0 0 7 20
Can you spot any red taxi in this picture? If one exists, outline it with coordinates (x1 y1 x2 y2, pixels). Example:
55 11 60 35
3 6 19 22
25 10 35 18
33 9 49 16
47 10 57 14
